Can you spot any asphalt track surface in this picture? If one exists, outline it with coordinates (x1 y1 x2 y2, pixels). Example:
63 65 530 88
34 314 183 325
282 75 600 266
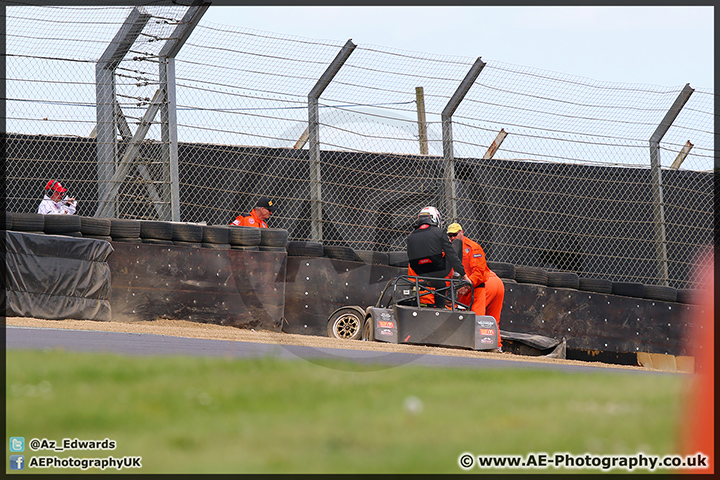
6 325 668 375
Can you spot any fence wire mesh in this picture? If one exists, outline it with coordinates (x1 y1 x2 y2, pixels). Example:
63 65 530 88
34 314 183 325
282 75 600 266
4 5 715 289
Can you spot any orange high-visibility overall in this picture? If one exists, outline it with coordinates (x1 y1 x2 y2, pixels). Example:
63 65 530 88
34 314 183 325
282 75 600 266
408 264 443 305
230 208 268 228
457 236 505 346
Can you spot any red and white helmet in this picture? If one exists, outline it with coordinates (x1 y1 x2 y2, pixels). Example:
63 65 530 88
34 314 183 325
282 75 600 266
418 206 441 226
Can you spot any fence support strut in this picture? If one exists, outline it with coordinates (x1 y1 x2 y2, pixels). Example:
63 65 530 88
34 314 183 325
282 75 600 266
95 89 164 217
95 4 206 220
670 140 694 170
416 86 428 155
649 83 694 286
482 128 507 160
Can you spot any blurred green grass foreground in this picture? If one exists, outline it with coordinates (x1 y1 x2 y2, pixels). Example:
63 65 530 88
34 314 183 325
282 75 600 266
6 349 687 474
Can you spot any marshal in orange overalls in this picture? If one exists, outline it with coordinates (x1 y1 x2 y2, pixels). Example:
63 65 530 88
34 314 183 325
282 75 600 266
454 233 505 347
230 208 268 228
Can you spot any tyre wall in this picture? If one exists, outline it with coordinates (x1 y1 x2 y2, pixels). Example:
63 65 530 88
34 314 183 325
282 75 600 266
501 282 700 363
281 257 703 364
3 223 704 365
283 256 401 336
106 242 286 331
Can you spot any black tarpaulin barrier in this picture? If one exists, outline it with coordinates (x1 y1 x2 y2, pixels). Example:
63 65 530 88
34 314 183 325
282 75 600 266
2 231 114 321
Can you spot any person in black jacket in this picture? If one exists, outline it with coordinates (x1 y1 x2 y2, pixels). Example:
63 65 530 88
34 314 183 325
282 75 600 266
406 206 471 308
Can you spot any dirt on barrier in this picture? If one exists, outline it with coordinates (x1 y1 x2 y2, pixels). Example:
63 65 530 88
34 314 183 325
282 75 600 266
5 316 649 372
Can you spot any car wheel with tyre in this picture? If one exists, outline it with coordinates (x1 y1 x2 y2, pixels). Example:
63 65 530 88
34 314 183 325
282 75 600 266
362 316 374 341
327 306 365 340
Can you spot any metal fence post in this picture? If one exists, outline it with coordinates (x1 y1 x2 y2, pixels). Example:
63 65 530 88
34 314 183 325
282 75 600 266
441 57 486 222
649 83 694 286
95 7 150 217
158 3 208 221
307 39 356 241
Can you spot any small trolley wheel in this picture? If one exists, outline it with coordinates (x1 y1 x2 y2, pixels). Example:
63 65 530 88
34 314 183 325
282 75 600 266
362 316 374 341
327 307 365 340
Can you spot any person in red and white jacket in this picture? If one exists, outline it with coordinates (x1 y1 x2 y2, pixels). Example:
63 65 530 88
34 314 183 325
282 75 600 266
37 180 77 215
230 196 277 228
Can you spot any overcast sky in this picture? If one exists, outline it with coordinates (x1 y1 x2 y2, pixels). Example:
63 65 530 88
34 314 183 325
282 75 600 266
200 5 714 90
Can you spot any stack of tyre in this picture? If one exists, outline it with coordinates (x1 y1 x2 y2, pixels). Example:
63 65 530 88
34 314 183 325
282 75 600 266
259 228 290 252
139 220 173 245
1 212 703 305
8 212 114 240
488 261 693 305
353 250 390 266
131 221 291 252
284 242 409 267
488 261 517 283
171 222 203 248
81 217 112 241
6 212 45 235
224 226 289 251
110 219 142 243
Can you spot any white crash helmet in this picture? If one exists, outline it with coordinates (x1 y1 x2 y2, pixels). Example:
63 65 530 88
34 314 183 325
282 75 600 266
418 206 441 226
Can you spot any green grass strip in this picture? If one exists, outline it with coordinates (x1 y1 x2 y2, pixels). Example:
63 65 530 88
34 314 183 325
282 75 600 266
6 349 687 474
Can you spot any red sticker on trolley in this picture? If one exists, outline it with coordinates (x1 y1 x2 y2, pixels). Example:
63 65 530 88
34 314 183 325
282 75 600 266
478 328 496 336
378 320 395 328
